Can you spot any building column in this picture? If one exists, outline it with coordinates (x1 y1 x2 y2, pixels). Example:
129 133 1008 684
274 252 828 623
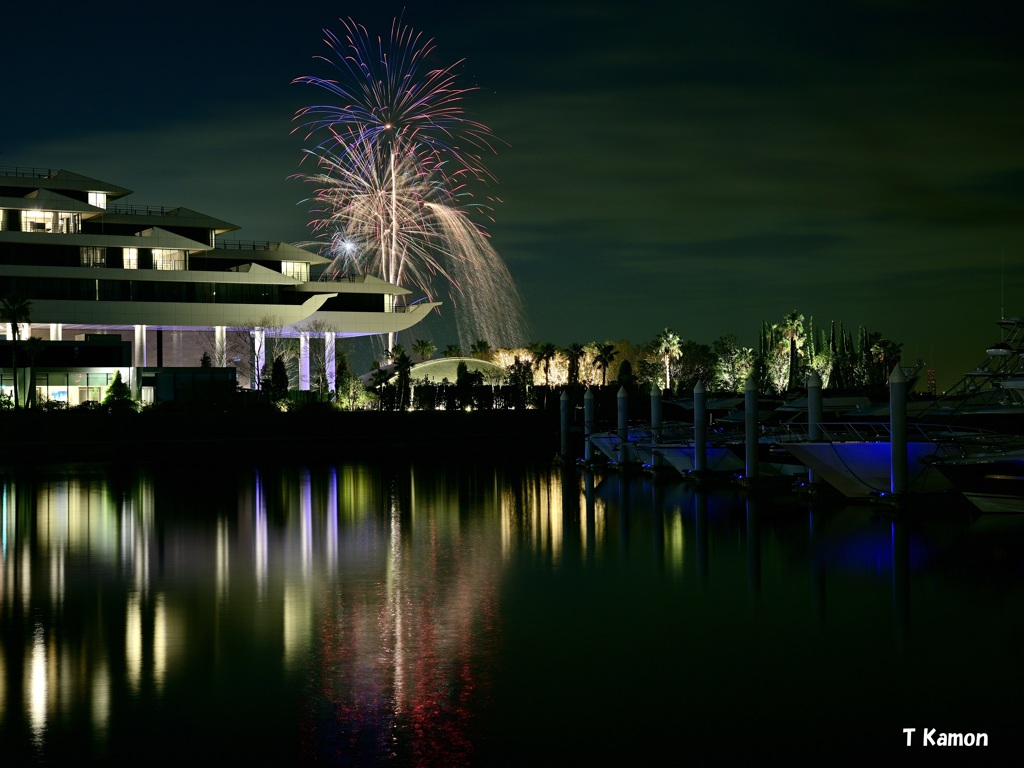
215 326 227 368
299 333 310 391
253 328 266 389
325 332 336 392
49 323 62 341
3 324 11 341
133 325 147 368
19 323 31 340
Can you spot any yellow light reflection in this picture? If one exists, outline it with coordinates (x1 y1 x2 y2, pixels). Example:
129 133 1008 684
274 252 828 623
125 592 141 693
283 581 311 671
594 497 607 555
68 481 118 560
21 553 31 611
154 593 166 692
49 549 64 607
91 658 110 737
28 623 47 745
665 511 686 576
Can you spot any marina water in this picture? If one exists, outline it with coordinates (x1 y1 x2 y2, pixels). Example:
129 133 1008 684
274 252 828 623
1 461 1020 764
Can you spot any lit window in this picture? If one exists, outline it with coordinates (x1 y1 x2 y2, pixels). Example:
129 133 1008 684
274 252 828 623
81 247 106 267
88 192 107 210
22 211 50 232
281 261 309 281
152 249 183 270
123 248 138 269
58 212 81 233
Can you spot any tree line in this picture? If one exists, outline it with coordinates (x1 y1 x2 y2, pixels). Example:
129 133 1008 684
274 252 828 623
356 310 908 411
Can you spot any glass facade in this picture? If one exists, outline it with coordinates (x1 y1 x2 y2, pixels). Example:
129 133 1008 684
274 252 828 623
81 246 107 267
152 249 185 271
1 371 116 406
281 261 309 281
34 371 115 405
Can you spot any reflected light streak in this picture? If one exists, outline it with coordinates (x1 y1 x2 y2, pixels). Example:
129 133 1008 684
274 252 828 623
120 498 136 576
325 467 338 570
548 475 563 564
49 548 63 607
39 480 70 552
310 464 501 765
387 486 406 713
154 593 167 692
283 581 312 671
125 592 142 693
301 469 313 576
2 483 8 563
91 658 110 739
255 472 268 597
665 511 686 575
28 623 47 747
217 517 229 602
578 480 589 558
594 496 607 554
21 551 31 610
69 481 118 562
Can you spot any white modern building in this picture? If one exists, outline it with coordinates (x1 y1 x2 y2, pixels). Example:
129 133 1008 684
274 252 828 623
0 166 437 402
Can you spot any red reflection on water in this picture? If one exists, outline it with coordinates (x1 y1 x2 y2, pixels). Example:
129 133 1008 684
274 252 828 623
302 499 503 766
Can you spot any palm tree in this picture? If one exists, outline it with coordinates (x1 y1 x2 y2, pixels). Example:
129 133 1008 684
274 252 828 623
392 349 414 409
22 336 44 409
655 328 682 392
412 338 436 362
593 343 618 387
383 343 407 363
780 310 805 391
538 342 558 386
564 343 585 387
1 294 32 408
369 367 391 410
470 338 492 361
444 343 462 358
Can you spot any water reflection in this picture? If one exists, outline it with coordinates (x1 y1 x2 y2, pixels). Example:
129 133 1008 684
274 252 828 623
0 464 1020 763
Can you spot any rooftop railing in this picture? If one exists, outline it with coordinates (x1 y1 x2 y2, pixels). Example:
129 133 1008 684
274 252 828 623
107 204 177 216
217 240 275 251
0 166 60 179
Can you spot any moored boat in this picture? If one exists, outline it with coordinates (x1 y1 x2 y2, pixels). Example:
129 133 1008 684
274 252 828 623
777 422 991 499
924 434 1024 513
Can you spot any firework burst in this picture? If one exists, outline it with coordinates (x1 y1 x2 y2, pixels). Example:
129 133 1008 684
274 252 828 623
294 18 526 349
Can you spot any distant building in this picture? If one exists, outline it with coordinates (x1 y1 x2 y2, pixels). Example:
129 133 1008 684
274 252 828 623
0 166 437 403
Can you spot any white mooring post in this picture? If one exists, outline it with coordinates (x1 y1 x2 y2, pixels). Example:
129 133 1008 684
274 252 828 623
560 390 570 459
694 380 707 474
744 374 759 480
807 370 823 486
650 383 663 468
890 364 908 496
617 386 629 464
584 388 595 462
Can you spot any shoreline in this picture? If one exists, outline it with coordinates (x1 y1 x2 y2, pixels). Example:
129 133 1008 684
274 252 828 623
0 408 563 466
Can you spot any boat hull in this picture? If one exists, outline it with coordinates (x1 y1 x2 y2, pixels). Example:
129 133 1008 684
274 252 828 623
649 444 745 476
780 441 954 498
928 452 1024 513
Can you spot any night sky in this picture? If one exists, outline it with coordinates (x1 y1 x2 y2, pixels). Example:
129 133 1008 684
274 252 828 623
5 0 1024 387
